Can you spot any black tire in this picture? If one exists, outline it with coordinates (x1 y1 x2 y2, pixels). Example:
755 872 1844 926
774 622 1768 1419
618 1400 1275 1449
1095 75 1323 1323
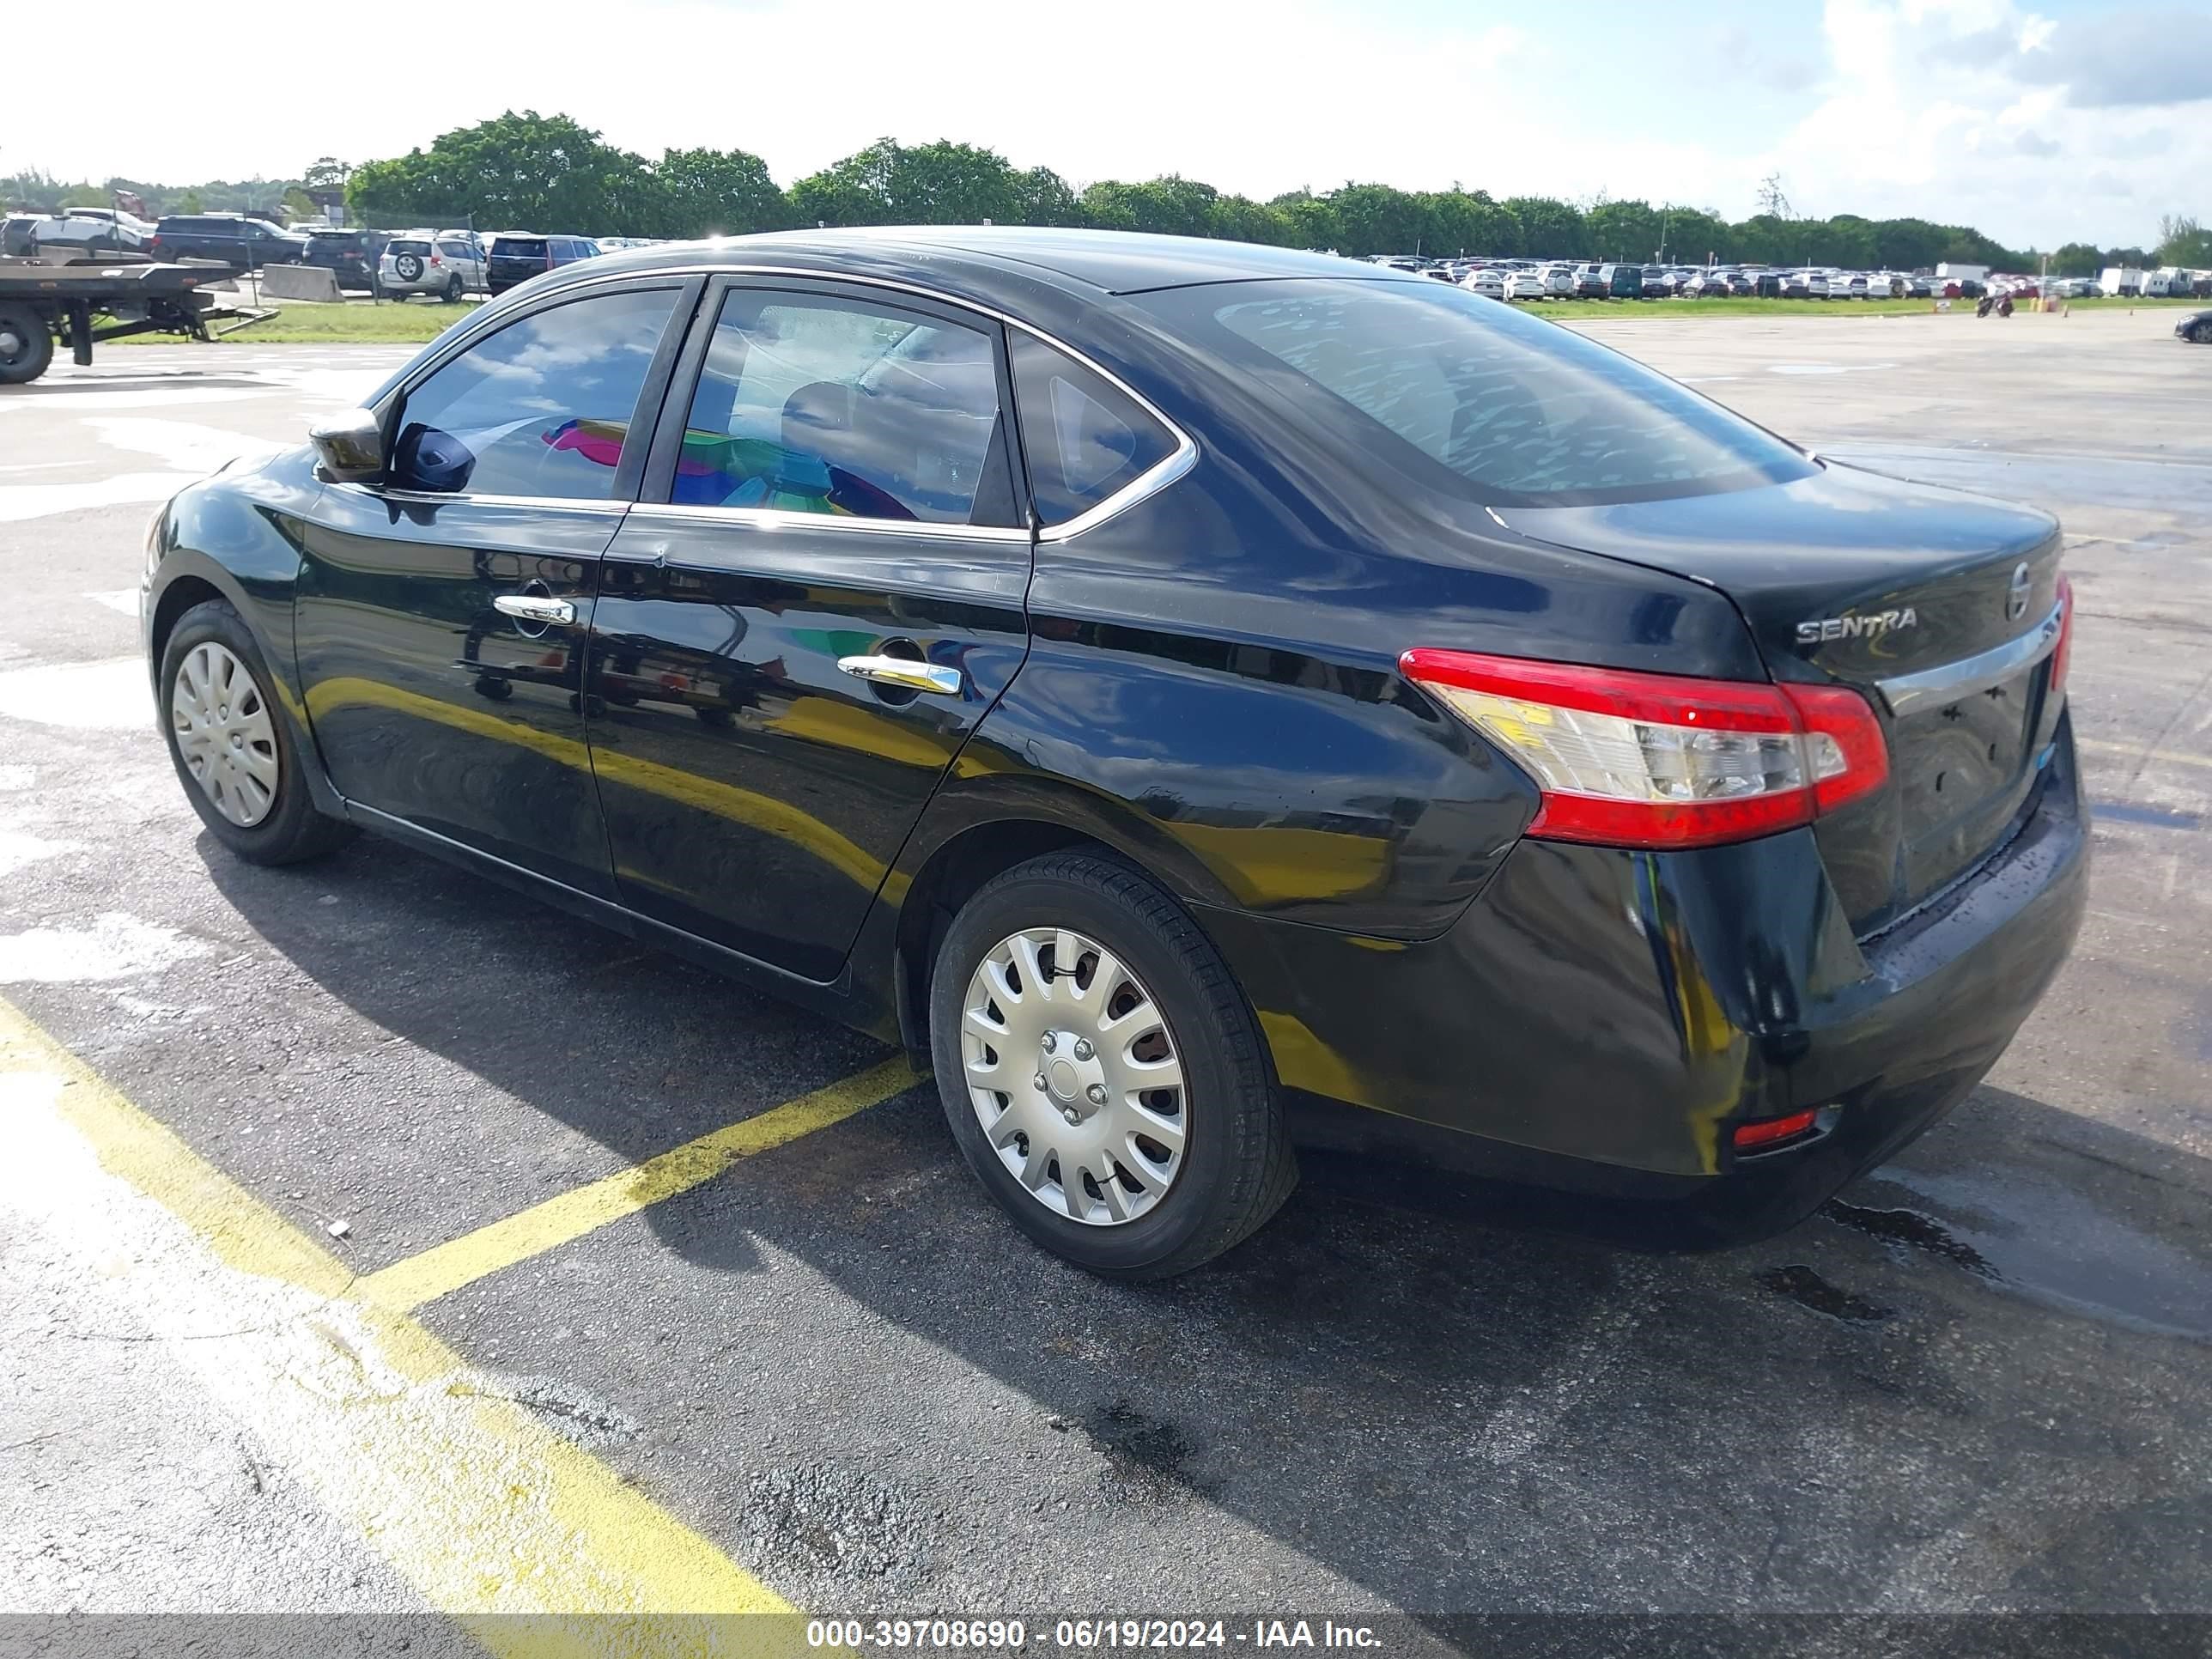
0 304 55 386
160 600 357 866
443 276 464 304
930 852 1296 1280
2191 321 2212 344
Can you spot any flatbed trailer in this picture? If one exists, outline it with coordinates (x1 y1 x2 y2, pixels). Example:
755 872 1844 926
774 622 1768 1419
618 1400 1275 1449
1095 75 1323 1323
0 258 269 384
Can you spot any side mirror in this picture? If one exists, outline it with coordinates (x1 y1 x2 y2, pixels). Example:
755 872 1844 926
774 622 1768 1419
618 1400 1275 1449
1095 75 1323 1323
308 407 385 483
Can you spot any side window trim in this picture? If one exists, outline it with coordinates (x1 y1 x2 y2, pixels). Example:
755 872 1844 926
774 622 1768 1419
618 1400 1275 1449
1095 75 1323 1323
372 275 703 507
1004 322 1195 543
635 273 1032 538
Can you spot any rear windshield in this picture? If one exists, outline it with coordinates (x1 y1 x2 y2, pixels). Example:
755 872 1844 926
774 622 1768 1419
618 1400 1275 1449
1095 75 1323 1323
496 238 550 258
1137 277 1815 507
387 240 429 255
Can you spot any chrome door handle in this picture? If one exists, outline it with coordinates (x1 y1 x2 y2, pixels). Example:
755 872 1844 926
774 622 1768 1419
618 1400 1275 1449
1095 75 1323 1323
494 593 576 626
836 654 963 696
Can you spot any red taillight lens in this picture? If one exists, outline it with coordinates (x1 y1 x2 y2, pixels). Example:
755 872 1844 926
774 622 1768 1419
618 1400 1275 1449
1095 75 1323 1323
2050 574 2074 696
1733 1109 1820 1150
1400 649 1889 850
428 254 442 267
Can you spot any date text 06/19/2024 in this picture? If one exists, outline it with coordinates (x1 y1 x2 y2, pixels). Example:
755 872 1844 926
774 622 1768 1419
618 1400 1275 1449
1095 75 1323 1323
803 1620 1384 1650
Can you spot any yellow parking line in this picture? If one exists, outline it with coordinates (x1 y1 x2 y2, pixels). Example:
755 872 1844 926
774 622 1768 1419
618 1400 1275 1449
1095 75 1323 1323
0 995 800 1648
2077 737 2212 772
359 1056 919 1314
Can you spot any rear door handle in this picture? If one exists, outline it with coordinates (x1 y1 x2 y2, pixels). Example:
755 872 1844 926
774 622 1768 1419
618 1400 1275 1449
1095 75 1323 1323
836 654 963 696
494 592 576 627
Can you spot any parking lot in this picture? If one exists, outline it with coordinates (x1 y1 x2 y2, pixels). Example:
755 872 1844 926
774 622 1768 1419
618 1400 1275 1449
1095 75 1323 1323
4 308 2210 1645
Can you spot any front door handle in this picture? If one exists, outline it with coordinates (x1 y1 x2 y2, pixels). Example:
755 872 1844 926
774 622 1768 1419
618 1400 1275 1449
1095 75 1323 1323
836 654 963 696
494 592 576 627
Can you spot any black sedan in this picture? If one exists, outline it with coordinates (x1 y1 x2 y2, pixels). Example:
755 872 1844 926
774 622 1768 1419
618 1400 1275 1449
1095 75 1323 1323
141 229 2087 1279
2178 309 2212 343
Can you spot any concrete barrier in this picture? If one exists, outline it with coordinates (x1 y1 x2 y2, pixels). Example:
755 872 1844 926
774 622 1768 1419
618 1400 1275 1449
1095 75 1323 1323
261 263 342 301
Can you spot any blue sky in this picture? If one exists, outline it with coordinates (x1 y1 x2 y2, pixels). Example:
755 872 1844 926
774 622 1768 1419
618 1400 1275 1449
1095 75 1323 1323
9 0 2207 246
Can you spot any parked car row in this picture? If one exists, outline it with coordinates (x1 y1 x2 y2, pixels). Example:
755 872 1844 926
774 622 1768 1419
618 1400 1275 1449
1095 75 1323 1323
2 209 626 301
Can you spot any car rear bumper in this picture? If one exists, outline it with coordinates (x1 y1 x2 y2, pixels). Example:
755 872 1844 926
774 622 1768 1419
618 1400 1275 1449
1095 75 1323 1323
1198 714 2088 1244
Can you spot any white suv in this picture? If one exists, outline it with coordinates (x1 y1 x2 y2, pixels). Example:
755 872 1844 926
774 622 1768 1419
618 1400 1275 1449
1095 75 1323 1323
378 229 486 302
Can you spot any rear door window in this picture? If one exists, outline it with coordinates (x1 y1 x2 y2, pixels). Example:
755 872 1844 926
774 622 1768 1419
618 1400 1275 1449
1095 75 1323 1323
1139 277 1815 507
1007 333 1178 527
390 286 681 500
660 289 1014 526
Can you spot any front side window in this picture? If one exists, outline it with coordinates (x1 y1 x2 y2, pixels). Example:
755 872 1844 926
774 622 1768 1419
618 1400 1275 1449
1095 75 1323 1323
1008 333 1178 527
1138 277 1815 507
390 286 678 499
665 289 1011 526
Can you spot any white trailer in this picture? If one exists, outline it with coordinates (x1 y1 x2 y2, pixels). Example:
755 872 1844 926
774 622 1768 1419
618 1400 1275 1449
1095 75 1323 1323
1936 262 1990 284
2100 266 2145 297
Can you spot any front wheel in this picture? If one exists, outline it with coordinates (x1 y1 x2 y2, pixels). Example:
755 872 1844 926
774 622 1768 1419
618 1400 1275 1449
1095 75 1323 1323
930 853 1296 1279
161 600 357 866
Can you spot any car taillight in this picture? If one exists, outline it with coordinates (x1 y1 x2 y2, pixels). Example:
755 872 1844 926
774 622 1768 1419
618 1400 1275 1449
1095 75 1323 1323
2050 574 2074 696
1400 649 1889 850
1733 1109 1819 1151
428 254 441 267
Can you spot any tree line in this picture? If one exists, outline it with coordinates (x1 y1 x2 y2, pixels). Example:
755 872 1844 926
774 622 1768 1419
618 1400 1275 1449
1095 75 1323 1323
12 112 2200 273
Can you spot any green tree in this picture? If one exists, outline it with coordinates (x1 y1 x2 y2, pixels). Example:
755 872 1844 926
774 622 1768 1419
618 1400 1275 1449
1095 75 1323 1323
2049 241 2103 276
1326 183 1427 255
1079 176 1221 238
1268 190 1341 251
1504 196 1585 258
1009 166 1080 226
178 189 204 214
1660 206 1732 264
1586 199 1662 261
281 187 319 222
2157 215 2212 268
347 111 650 233
653 147 787 237
788 138 1039 226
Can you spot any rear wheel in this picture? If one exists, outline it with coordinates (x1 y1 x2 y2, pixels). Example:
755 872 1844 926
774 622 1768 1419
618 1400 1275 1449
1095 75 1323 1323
161 600 356 866
929 852 1296 1280
443 276 464 303
0 304 55 386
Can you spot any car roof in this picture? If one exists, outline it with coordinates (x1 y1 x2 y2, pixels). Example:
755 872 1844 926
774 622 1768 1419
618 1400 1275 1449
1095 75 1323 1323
573 225 1383 299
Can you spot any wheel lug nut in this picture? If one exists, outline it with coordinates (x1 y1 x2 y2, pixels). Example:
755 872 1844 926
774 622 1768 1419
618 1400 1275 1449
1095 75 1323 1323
1040 1031 1057 1054
1032 1072 1047 1091
1086 1084 1108 1105
1073 1038 1093 1060
1062 1109 1079 1125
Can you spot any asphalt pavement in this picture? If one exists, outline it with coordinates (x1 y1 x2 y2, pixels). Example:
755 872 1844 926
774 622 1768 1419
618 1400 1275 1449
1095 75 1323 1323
2 309 2209 1651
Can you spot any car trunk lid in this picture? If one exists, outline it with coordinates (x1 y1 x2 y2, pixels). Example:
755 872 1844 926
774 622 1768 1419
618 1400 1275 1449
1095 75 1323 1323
1496 459 2068 933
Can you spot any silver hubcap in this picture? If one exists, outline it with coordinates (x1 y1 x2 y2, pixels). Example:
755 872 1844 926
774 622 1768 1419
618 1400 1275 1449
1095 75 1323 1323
0 329 23 358
170 641 279 827
961 927 1188 1226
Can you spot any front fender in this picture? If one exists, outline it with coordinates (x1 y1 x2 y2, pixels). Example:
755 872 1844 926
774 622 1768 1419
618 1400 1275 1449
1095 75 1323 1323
144 447 341 814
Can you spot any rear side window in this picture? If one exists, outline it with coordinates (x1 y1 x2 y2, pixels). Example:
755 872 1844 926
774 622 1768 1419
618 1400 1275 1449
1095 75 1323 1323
390 286 679 500
1008 333 1178 526
663 289 1013 526
435 240 473 260
1139 277 1814 507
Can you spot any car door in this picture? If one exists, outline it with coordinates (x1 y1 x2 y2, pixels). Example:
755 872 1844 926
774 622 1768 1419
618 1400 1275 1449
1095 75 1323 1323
587 276 1033 981
294 276 698 897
